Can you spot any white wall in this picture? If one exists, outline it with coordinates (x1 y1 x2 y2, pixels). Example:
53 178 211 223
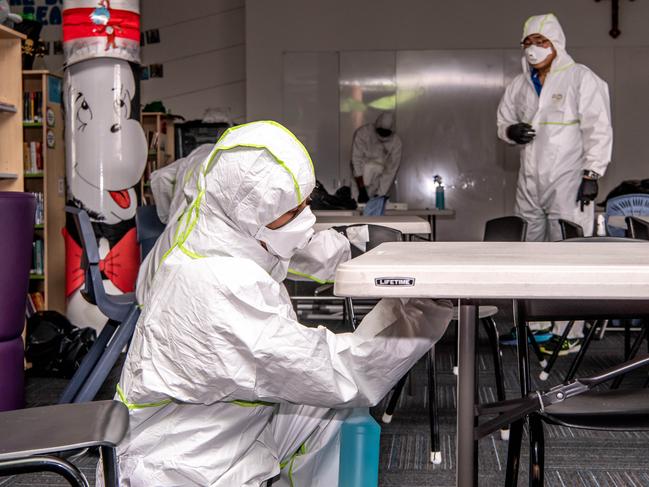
247 0 649 231
140 0 246 122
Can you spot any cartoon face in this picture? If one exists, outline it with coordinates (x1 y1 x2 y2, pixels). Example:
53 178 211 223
65 58 147 224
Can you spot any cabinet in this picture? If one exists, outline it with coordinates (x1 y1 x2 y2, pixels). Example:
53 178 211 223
0 25 26 192
22 70 66 314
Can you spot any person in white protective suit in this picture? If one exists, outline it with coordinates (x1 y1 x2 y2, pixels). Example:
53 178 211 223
112 120 452 486
497 13 612 241
351 112 402 203
496 14 613 353
146 143 352 296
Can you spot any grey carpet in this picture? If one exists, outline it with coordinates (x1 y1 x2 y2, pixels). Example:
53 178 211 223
4 300 649 486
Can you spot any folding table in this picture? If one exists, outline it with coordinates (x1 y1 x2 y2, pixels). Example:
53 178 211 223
334 241 649 487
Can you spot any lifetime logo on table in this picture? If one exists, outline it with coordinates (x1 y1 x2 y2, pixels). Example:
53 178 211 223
374 277 416 287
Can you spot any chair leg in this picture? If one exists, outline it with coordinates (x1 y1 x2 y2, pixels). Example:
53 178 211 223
0 456 89 487
528 415 545 487
73 307 139 403
383 374 408 424
539 320 574 381
527 327 547 369
482 317 509 440
611 322 649 390
427 347 441 464
624 320 631 360
504 419 524 487
565 320 601 382
452 319 459 375
58 321 117 404
344 297 357 331
597 319 609 340
101 446 118 487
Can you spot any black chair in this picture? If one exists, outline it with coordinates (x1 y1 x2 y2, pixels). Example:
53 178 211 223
58 208 141 404
135 205 166 260
483 216 528 242
626 216 649 240
480 299 649 487
287 224 404 327
332 224 404 328
558 219 584 239
537 237 649 382
0 400 128 487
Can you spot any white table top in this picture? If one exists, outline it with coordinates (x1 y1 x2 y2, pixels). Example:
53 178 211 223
313 210 357 217
314 216 431 235
334 241 649 300
313 208 455 217
384 208 456 217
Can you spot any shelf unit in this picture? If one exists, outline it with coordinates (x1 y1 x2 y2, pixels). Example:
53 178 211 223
0 25 26 192
22 70 66 314
140 112 175 204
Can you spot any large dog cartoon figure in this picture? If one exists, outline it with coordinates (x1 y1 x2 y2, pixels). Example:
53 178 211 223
64 58 146 330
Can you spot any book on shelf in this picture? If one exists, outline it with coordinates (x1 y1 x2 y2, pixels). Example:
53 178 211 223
29 192 44 225
27 292 45 314
23 141 43 173
31 238 44 276
23 91 43 123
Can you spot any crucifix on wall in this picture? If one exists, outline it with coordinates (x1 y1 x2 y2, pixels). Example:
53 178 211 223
595 0 635 38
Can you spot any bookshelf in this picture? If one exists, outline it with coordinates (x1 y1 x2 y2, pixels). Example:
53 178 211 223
22 70 66 314
140 112 175 204
0 25 26 192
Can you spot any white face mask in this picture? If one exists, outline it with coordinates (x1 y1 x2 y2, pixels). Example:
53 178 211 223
256 206 316 259
525 45 552 65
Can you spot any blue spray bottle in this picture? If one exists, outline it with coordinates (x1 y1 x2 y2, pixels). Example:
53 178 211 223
434 175 445 210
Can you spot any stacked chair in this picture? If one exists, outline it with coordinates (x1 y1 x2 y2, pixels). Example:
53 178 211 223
0 192 35 412
0 203 133 486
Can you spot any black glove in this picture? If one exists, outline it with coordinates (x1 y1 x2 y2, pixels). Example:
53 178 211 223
577 177 598 211
506 123 536 144
358 187 369 203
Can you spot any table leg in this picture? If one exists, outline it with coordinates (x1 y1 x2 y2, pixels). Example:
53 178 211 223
457 300 478 487
429 215 437 241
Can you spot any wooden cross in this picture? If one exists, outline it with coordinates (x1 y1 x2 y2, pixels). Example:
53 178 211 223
595 0 635 38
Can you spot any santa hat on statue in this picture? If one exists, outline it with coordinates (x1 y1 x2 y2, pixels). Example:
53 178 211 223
63 0 140 66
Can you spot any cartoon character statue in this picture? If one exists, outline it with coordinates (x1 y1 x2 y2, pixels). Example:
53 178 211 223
63 0 144 331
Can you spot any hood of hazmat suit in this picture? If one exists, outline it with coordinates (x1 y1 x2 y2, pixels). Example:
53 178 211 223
144 145 352 299
113 120 452 487
351 112 402 197
496 14 613 241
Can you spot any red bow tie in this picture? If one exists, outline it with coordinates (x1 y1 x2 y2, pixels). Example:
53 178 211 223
63 227 140 297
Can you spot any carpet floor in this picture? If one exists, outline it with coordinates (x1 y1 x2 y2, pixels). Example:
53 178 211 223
3 300 649 486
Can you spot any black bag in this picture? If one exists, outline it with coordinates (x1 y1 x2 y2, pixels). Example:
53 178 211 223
598 179 649 207
25 311 96 379
310 180 358 210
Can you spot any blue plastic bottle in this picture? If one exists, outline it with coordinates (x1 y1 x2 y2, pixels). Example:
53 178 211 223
435 185 445 210
338 408 381 487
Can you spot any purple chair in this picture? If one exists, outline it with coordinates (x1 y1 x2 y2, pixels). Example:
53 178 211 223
0 192 36 412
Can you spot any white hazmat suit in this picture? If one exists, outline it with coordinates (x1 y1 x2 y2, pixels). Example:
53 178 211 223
146 143 352 292
114 121 452 486
351 112 403 198
497 14 613 241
